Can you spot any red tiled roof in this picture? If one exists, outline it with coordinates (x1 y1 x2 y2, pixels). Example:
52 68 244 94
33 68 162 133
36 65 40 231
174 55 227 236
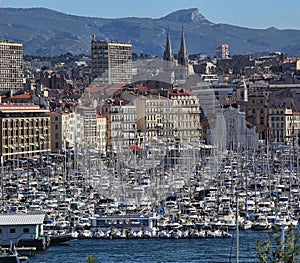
0 103 48 112
96 114 106 118
85 86 106 93
168 89 192 96
149 89 159 94
9 93 32 99
249 82 269 88
135 84 148 92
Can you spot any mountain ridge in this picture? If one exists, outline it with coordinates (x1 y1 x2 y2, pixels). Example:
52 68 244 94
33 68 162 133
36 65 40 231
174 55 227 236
1 7 300 56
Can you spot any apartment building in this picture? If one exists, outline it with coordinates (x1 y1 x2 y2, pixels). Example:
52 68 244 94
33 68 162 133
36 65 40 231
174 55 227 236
96 114 107 153
76 106 98 148
102 101 137 151
136 89 201 144
168 88 201 142
48 111 77 153
0 40 24 94
268 107 300 144
49 107 106 155
216 44 229 60
246 94 268 141
0 103 50 164
136 96 168 140
91 36 132 85
49 112 63 153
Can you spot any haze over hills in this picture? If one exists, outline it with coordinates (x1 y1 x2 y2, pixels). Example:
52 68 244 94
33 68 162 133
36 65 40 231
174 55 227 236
1 7 300 56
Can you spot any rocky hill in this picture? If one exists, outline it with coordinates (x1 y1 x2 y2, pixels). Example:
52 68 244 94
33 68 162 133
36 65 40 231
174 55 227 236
1 7 300 56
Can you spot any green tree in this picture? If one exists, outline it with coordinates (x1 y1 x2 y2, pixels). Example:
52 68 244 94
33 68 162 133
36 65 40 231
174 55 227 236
87 255 96 263
256 225 300 263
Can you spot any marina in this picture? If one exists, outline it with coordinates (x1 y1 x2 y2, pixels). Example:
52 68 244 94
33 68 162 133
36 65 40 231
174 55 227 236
1 136 300 262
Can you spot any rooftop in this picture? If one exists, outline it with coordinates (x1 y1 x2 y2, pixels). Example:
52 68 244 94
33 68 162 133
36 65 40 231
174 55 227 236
0 213 45 226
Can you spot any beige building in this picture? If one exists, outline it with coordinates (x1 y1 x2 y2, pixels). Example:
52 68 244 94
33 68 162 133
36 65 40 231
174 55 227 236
246 94 268 141
268 107 300 144
0 40 24 94
136 89 201 144
0 103 50 164
136 96 167 140
49 112 74 153
49 112 63 153
91 37 132 85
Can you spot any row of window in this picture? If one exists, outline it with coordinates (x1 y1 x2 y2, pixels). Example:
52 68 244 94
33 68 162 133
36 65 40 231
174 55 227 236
0 228 30 234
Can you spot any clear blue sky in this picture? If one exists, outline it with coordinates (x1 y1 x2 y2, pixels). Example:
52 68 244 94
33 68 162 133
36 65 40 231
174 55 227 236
1 0 300 30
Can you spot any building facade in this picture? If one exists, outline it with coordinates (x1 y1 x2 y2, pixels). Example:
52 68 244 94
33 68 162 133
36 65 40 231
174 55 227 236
0 213 45 247
0 40 24 94
49 112 63 153
76 106 98 148
96 114 107 153
246 94 268 141
136 89 201 144
0 103 50 164
216 44 229 60
102 101 137 151
222 106 258 151
268 107 300 144
91 37 132 85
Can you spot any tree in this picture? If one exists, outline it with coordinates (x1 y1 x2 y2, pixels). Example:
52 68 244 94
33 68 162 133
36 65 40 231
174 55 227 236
256 225 300 263
87 255 96 263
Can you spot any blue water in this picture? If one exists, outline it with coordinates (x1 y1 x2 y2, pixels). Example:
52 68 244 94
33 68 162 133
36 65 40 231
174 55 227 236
30 231 268 263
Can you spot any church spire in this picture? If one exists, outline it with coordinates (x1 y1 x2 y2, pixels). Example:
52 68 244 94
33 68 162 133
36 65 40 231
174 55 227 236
163 29 174 63
178 28 188 67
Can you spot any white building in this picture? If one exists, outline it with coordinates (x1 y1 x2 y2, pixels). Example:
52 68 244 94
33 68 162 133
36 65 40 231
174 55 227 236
77 106 97 147
0 213 45 247
110 103 137 151
50 107 102 153
96 114 107 153
223 106 259 151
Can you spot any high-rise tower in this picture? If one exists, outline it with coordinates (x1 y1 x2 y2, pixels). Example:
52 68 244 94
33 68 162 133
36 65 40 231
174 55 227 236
0 40 23 94
91 36 132 85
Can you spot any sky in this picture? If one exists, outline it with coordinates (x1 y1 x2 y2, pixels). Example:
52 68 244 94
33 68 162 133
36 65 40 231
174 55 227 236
1 0 300 30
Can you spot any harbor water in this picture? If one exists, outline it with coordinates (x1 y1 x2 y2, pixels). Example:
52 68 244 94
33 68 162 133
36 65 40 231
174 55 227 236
30 230 268 263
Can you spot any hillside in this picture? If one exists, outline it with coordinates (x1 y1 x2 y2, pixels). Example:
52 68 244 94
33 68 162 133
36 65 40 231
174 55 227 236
1 7 300 56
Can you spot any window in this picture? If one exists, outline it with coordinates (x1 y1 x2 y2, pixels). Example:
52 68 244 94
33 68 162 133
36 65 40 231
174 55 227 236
10 228 16 233
23 228 29 233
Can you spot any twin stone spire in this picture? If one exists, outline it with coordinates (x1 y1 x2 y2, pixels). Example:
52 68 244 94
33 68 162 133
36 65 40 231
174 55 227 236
163 29 188 68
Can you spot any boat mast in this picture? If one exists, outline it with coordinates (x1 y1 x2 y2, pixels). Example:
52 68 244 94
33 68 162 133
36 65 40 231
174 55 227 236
236 191 239 263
